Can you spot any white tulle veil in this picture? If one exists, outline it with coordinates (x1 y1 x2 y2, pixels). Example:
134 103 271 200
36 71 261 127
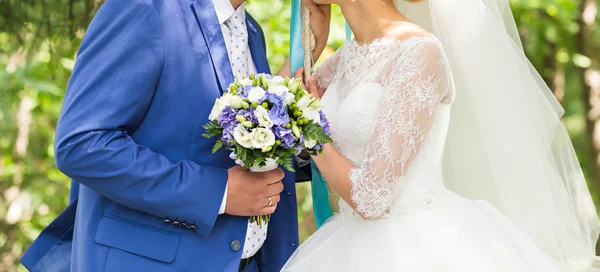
398 0 600 268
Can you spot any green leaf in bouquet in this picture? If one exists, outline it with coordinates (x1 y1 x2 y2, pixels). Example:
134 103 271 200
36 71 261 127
211 140 225 154
276 156 295 172
231 142 260 169
202 120 223 138
303 121 333 145
254 156 266 167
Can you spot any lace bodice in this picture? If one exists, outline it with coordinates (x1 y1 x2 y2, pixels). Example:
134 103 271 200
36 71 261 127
317 36 462 219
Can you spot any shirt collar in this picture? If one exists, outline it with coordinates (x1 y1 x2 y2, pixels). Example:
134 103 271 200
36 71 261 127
212 0 246 25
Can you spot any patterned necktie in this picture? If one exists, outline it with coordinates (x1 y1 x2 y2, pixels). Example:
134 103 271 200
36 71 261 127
225 10 250 77
225 9 267 259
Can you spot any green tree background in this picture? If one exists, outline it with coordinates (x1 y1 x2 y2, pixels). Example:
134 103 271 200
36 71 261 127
0 0 599 271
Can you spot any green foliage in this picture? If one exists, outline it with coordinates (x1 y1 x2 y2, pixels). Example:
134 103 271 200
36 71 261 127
302 121 333 155
230 139 298 172
202 120 224 140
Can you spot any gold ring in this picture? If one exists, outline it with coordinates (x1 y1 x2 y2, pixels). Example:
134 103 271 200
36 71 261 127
267 197 273 207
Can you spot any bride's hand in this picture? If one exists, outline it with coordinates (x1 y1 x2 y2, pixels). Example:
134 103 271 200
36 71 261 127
304 0 331 61
294 67 327 99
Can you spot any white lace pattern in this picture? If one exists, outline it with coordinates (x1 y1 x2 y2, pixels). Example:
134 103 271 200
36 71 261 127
317 36 457 219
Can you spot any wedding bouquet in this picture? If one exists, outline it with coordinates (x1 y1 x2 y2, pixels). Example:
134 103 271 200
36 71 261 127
203 74 332 224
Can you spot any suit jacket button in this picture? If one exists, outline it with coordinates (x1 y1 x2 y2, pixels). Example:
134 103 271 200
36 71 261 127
231 240 241 251
189 225 197 231
162 219 171 224
172 221 180 226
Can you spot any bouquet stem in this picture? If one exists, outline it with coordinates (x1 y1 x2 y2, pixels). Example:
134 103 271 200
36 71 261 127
249 161 278 226
250 214 270 226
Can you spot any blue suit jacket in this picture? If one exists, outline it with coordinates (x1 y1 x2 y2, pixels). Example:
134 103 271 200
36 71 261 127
21 0 300 271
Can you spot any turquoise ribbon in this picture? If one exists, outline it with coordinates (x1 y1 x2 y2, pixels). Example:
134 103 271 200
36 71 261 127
290 4 352 228
290 0 333 228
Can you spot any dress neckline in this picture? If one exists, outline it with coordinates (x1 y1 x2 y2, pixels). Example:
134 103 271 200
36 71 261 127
344 35 437 57
347 35 435 49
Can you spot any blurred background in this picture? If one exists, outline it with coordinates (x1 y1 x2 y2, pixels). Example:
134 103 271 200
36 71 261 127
0 0 599 271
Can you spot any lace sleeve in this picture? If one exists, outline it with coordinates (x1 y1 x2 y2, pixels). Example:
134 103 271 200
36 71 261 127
314 48 342 88
349 40 454 219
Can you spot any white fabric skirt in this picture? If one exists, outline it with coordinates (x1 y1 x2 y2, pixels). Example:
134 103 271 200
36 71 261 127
282 200 571 272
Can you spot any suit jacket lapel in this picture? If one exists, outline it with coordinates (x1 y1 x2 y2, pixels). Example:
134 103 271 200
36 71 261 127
190 0 233 92
246 15 271 74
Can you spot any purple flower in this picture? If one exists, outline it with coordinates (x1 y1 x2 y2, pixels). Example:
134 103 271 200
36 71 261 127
222 125 235 146
239 86 254 98
218 107 237 130
275 125 295 148
269 103 290 126
217 107 239 146
237 109 256 123
319 110 331 135
266 91 282 104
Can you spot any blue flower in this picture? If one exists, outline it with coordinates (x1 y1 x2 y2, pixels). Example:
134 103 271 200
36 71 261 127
319 110 331 135
266 91 282 104
222 125 236 146
218 107 237 129
239 86 253 98
237 109 256 123
275 125 295 148
217 107 238 146
269 103 290 126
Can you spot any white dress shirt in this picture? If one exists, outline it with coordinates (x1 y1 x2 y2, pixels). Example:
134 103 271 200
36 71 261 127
212 0 266 259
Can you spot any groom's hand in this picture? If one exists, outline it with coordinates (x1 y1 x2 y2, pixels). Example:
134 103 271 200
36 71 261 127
225 165 285 216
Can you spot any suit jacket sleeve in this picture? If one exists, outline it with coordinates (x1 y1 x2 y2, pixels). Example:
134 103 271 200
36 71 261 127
54 0 225 236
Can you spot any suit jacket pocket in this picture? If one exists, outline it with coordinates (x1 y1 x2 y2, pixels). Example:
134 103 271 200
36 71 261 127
94 216 180 263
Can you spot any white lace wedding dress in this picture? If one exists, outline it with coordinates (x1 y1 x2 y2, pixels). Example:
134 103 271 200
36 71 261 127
281 36 571 271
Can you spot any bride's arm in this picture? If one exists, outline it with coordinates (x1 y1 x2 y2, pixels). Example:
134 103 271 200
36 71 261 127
312 41 453 219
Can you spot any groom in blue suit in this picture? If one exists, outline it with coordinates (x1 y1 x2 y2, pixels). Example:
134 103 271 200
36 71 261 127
20 0 329 271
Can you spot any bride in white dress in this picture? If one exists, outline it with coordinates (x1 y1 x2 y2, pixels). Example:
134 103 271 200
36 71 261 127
283 0 600 271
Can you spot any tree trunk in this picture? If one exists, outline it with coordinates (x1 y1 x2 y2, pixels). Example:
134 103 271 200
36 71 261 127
576 0 600 255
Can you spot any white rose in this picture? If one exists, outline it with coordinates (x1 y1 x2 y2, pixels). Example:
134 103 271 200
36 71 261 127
208 97 226 121
302 107 321 124
296 95 314 110
229 95 244 109
283 92 295 106
283 92 296 106
229 152 245 167
254 106 273 128
268 76 285 87
304 139 317 149
247 87 266 103
250 127 276 149
238 78 253 86
269 85 289 97
221 93 234 106
233 124 253 148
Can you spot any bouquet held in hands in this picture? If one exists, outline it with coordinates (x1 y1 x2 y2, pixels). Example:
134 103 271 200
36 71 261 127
203 73 332 225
